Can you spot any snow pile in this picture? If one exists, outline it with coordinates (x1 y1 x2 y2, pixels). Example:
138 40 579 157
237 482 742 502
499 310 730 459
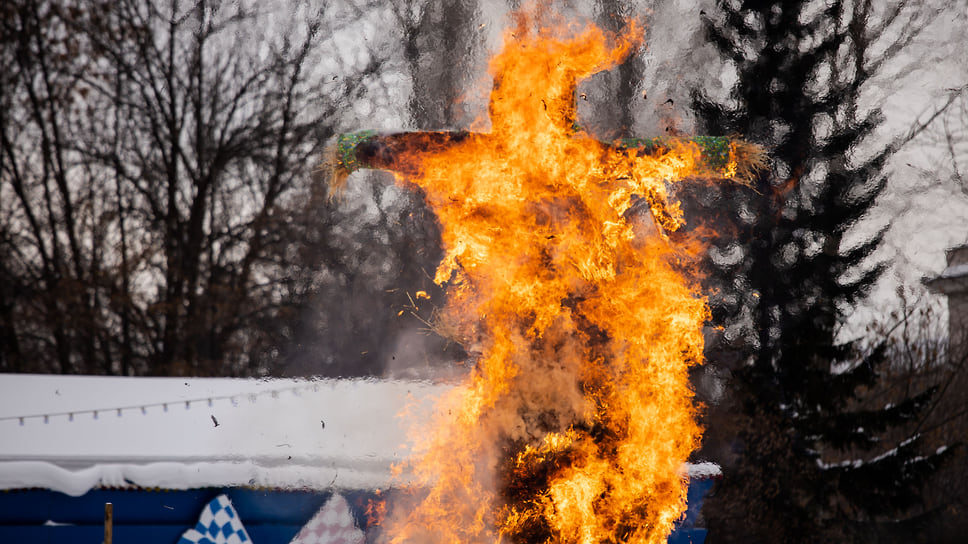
686 461 722 479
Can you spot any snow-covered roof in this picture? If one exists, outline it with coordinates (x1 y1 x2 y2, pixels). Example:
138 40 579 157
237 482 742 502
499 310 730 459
0 374 719 496
0 374 448 496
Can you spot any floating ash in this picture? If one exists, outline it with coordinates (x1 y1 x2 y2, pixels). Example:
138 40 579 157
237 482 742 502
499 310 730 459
327 9 764 544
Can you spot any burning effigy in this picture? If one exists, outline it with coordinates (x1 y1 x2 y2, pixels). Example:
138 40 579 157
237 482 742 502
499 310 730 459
326 8 764 544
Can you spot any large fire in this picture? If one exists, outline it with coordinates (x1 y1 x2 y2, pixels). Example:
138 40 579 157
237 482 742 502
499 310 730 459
329 9 763 544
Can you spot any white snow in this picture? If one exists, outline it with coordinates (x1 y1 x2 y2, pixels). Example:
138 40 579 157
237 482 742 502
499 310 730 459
0 374 720 496
817 434 927 471
0 374 449 496
0 460 393 497
685 461 722 479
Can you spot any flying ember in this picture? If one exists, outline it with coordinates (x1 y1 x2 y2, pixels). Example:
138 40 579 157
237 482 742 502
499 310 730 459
328 9 765 544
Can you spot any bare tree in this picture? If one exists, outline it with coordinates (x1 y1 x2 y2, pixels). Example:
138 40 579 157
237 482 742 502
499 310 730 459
591 0 645 139
391 0 485 129
278 0 489 378
858 295 968 541
1 0 105 374
0 0 387 376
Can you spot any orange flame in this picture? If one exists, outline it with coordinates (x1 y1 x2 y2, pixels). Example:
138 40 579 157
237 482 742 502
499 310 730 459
383 10 714 544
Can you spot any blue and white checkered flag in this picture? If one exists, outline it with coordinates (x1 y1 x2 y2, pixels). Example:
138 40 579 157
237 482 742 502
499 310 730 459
178 494 251 544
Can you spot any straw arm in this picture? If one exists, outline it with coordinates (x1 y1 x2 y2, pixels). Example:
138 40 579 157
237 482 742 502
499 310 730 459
324 131 766 189
330 130 471 176
618 135 766 180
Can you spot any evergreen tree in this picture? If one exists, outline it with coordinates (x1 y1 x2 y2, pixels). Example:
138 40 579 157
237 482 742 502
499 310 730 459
688 1 951 541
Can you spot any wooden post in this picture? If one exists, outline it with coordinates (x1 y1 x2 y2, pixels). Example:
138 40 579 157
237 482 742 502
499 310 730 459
104 502 113 544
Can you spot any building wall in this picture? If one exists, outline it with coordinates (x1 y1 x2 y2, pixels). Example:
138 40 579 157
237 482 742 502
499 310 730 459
926 245 968 353
950 293 968 351
945 246 968 351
